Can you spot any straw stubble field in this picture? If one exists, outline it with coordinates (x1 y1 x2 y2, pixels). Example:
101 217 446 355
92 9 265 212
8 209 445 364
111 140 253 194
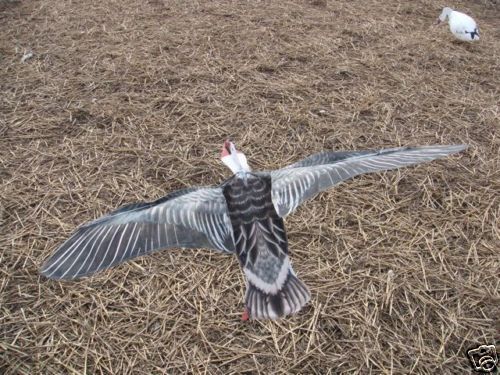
1 0 499 373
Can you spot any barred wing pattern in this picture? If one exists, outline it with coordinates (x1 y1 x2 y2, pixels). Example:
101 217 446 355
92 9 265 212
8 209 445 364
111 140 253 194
269 145 467 217
41 187 234 280
280 150 372 169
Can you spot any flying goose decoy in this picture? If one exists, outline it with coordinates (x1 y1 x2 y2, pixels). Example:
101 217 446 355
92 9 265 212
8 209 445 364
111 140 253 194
41 141 467 320
437 7 479 42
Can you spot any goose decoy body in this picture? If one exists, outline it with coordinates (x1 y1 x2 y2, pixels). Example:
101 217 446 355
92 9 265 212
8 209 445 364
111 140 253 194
41 141 467 320
437 7 479 42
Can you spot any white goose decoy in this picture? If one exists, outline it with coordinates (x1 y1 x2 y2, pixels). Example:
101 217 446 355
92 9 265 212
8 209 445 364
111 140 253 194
437 7 479 41
41 141 467 320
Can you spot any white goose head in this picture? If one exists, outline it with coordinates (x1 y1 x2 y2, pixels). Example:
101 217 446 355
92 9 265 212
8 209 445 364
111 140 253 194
220 140 251 174
437 7 453 23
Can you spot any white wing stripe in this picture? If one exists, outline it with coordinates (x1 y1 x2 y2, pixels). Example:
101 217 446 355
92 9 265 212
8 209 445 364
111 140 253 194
172 224 179 245
85 226 114 275
43 227 98 276
105 224 130 271
120 222 138 263
70 227 108 278
157 223 161 249
48 227 100 278
270 145 465 218
95 226 121 272
130 226 141 258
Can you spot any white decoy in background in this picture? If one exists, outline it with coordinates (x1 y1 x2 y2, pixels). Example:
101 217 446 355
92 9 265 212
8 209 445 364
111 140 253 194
41 141 467 320
437 7 479 41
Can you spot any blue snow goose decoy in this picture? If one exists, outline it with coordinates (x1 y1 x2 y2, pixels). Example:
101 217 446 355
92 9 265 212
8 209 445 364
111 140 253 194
41 141 467 320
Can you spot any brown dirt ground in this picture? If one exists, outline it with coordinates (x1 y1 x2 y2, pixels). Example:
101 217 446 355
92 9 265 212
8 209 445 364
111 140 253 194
1 0 499 373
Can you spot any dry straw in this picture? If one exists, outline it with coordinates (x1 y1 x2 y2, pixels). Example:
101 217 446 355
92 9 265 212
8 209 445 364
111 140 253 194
1 0 499 373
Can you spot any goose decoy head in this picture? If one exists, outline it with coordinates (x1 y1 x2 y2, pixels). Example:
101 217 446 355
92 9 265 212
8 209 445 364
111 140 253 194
439 7 453 22
220 140 251 174
436 7 452 24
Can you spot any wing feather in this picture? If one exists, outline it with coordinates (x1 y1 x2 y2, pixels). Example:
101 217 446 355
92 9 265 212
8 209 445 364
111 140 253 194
41 186 234 280
269 145 467 217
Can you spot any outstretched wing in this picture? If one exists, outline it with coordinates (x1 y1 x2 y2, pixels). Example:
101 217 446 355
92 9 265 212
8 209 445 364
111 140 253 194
41 186 234 280
268 144 467 217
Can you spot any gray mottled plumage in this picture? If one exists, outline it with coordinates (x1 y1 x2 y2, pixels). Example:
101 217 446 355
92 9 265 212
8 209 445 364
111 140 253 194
40 144 466 320
223 174 310 319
